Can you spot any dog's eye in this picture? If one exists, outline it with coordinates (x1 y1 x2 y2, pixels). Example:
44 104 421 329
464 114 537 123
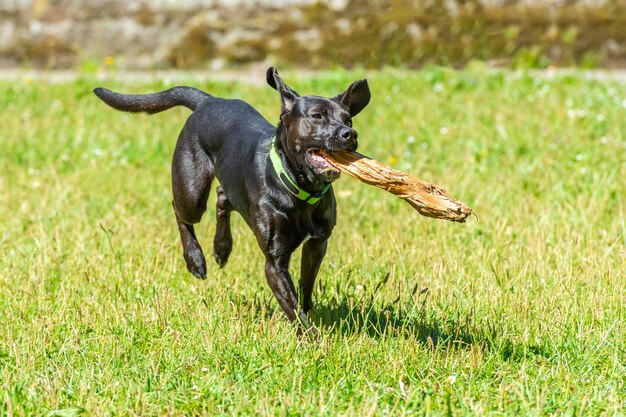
346 120 352 127
311 113 322 120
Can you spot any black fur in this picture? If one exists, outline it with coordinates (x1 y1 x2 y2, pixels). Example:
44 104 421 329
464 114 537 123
94 67 371 335
93 86 210 114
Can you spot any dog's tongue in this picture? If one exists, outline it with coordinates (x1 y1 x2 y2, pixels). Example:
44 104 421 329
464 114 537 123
309 151 339 173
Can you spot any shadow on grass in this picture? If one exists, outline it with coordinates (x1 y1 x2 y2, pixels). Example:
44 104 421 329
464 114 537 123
240 289 553 362
309 295 554 361
311 295 474 345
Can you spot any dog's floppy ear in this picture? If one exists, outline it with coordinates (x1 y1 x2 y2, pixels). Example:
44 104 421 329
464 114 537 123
334 79 371 117
266 67 300 113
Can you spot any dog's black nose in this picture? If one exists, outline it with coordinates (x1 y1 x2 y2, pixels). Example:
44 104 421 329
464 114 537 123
339 128 358 151
340 128 357 141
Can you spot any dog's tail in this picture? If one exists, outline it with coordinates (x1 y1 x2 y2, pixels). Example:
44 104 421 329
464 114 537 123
93 86 211 114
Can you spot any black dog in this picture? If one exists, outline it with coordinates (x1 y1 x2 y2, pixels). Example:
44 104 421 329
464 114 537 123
94 68 370 332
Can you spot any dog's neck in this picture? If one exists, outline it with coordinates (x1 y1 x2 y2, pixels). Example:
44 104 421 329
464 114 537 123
274 124 327 195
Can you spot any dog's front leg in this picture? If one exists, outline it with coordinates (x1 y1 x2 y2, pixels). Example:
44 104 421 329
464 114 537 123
254 210 317 335
264 256 313 333
300 238 327 313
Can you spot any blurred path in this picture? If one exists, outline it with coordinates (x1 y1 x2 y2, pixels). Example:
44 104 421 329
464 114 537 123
2 68 626 84
0 68 271 85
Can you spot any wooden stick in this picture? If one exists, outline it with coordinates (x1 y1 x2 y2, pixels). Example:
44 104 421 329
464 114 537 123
321 150 471 223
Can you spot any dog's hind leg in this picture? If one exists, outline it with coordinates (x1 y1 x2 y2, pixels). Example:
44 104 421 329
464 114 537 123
171 130 213 279
175 217 207 279
213 185 233 268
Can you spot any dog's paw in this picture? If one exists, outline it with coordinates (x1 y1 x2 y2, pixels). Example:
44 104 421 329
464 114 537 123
184 249 207 279
187 263 207 279
297 324 321 341
212 249 230 269
212 239 232 269
212 252 228 269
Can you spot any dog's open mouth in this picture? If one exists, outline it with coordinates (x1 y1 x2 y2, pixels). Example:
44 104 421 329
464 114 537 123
306 150 340 178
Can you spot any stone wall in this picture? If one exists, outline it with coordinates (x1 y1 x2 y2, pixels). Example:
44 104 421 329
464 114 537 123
1 0 624 69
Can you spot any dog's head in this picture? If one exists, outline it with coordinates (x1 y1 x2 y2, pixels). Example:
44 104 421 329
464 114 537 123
267 67 371 183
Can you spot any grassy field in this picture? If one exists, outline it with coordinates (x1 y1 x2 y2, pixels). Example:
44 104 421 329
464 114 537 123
1 68 625 416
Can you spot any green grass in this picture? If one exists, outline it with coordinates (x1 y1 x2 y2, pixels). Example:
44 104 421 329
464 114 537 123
1 68 625 416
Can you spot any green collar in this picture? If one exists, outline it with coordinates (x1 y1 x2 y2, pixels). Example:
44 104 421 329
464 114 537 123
269 136 331 205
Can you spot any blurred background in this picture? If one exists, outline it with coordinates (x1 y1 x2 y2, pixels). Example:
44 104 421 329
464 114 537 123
1 0 625 71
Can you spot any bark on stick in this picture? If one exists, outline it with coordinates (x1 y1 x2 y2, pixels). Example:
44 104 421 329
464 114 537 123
321 150 471 223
